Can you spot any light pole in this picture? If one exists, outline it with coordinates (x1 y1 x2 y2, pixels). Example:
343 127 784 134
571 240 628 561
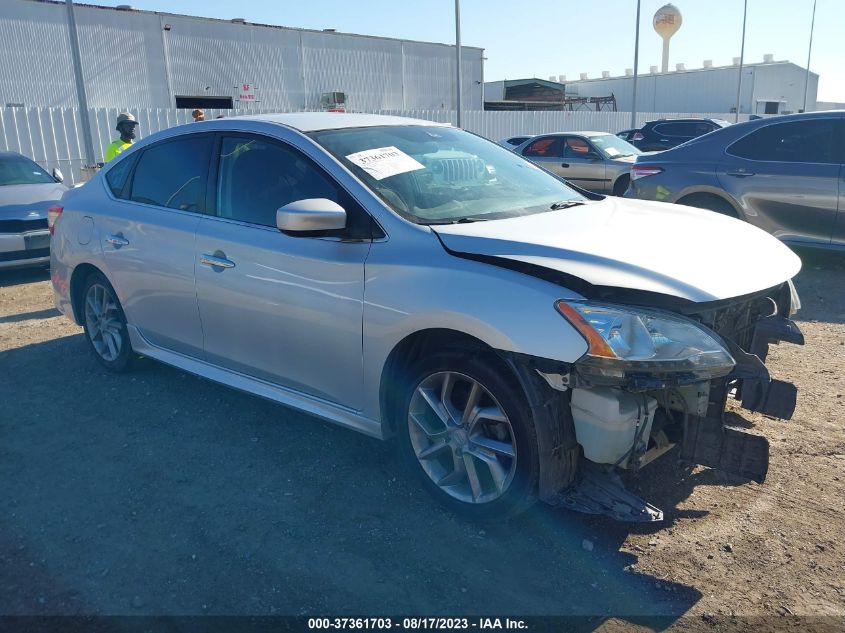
803 0 817 112
65 0 95 166
631 0 641 129
734 0 748 122
455 0 463 128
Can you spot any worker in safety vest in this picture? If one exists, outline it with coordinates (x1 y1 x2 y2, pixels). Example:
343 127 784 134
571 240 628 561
104 112 138 163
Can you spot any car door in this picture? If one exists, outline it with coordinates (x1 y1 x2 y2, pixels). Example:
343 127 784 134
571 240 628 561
521 136 565 175
830 119 845 247
717 116 841 246
560 136 608 193
194 133 373 410
99 133 212 357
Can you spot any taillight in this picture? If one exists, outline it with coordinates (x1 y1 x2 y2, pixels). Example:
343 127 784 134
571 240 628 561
47 205 63 235
632 132 644 141
630 165 664 180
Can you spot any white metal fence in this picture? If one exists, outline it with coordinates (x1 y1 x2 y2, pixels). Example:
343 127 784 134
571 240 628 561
0 106 750 185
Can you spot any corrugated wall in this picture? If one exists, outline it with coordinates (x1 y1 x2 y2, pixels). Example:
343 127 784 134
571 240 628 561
0 0 484 111
0 106 751 185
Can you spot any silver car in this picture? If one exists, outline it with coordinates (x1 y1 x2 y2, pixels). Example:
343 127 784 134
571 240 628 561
0 151 66 269
51 113 804 522
512 131 641 195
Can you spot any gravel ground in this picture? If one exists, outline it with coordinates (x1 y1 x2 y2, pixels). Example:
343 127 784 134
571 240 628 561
1 248 843 629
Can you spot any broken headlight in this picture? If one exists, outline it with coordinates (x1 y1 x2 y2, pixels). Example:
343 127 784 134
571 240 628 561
556 301 735 383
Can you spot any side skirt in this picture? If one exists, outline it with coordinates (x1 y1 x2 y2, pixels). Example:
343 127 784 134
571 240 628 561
127 325 385 440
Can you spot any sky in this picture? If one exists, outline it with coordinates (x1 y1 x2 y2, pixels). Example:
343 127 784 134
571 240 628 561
94 0 844 102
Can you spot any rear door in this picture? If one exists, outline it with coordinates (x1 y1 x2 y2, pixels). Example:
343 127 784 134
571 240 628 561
717 116 841 246
193 133 372 410
521 136 564 175
99 134 212 357
560 136 608 192
832 118 845 246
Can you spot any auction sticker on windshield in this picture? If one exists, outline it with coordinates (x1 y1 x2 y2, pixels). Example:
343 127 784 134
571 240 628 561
345 146 425 180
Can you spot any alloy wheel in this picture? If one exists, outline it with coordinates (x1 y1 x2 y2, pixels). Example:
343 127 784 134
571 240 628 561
84 283 124 362
407 371 517 504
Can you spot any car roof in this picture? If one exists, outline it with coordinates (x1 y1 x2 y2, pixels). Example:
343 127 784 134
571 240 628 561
0 151 27 159
231 112 450 132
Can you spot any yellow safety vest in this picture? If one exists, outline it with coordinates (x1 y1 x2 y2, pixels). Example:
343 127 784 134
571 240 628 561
105 139 132 163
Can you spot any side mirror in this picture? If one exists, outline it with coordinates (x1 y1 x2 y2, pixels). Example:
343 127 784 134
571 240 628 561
52 167 64 183
276 198 347 233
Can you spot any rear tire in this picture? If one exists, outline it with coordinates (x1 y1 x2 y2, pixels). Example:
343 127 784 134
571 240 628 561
612 174 630 197
678 193 739 218
396 350 539 521
81 272 134 372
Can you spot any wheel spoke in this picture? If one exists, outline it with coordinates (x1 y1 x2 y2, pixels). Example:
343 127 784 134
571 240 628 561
460 381 483 426
468 448 508 494
86 296 100 318
409 412 448 439
104 330 118 359
467 405 508 430
417 440 450 461
462 453 484 501
437 468 465 488
417 386 450 425
469 434 515 458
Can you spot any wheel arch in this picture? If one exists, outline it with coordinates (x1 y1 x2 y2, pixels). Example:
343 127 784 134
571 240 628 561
69 263 107 325
675 187 743 219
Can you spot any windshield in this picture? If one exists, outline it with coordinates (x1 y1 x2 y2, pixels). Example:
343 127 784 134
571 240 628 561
587 134 641 159
310 126 586 224
0 154 54 186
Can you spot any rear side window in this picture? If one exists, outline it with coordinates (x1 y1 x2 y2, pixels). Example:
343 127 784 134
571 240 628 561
105 153 136 198
654 122 698 137
727 119 839 164
523 137 562 158
129 135 212 211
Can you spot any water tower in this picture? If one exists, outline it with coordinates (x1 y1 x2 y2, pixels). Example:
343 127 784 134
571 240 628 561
653 4 683 73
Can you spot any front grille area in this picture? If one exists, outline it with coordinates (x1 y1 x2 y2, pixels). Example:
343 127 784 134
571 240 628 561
432 158 486 183
0 247 49 262
0 218 48 233
691 294 776 351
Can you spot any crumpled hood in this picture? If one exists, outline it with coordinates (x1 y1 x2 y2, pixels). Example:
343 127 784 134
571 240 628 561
0 183 67 220
433 197 801 303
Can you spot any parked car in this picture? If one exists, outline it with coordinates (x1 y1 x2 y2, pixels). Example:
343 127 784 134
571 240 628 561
497 135 533 148
513 131 641 195
51 113 803 522
616 129 639 142
630 118 730 152
0 151 66 270
626 111 845 250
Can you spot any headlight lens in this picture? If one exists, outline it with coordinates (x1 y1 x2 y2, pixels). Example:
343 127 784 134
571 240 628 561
556 301 735 382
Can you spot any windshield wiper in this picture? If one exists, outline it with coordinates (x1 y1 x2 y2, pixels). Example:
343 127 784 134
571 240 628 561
549 200 588 210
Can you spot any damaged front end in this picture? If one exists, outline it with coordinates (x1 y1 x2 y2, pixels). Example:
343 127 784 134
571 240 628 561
514 281 803 522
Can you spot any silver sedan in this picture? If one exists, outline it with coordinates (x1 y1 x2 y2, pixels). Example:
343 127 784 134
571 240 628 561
513 131 641 195
51 113 803 522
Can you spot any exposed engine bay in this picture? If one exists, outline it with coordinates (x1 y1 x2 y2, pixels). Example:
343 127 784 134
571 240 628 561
506 281 803 523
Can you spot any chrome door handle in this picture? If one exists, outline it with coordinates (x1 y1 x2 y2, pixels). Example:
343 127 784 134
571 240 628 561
560 163 570 168
106 235 129 246
726 170 755 178
200 254 236 269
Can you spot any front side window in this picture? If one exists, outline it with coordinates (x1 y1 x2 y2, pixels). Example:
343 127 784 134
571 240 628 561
727 119 839 164
0 154 54 186
562 137 593 158
311 126 585 225
129 135 212 211
216 136 343 228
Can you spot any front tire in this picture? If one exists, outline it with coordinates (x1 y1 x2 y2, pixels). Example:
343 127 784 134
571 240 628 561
396 351 539 520
81 272 134 372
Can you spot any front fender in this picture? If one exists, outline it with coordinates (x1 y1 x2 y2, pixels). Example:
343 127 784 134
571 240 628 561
361 233 589 421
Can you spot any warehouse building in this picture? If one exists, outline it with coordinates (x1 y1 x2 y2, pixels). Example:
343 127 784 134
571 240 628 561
558 57 818 115
1 0 483 112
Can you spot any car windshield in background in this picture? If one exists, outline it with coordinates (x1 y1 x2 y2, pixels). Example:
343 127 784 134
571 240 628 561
0 155 54 186
587 134 641 159
310 126 585 224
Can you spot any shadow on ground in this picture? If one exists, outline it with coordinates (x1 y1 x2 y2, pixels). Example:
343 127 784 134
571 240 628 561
1 332 708 626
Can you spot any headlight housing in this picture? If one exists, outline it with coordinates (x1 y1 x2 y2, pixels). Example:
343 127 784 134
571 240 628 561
556 301 735 384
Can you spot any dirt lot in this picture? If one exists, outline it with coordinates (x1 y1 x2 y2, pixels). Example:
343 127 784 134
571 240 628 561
1 249 843 629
